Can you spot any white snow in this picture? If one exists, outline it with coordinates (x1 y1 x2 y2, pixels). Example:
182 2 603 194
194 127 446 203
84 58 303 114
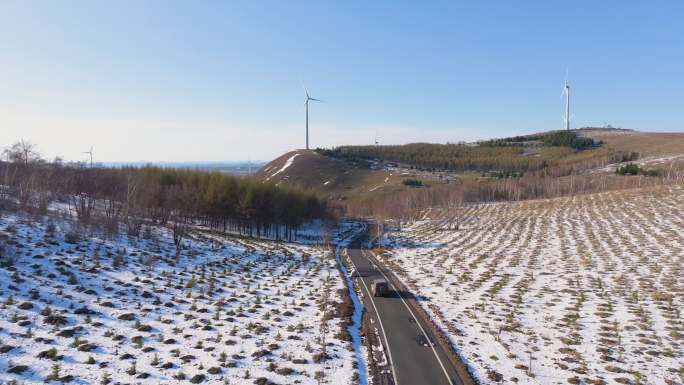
266 153 300 181
334 222 369 385
379 186 684 385
0 212 363 385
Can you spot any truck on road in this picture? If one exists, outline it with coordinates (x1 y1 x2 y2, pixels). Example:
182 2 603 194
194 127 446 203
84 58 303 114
372 279 389 297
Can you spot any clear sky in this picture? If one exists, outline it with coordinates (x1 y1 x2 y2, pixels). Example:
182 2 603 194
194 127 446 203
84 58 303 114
1 1 682 162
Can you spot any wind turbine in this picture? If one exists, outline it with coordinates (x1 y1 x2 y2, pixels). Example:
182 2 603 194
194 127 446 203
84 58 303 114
83 145 94 167
303 85 322 150
562 68 571 130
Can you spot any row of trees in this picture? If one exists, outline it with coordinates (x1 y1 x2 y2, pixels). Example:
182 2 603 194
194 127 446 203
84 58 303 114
348 168 684 225
317 132 611 174
1 141 328 242
318 143 548 172
481 130 600 150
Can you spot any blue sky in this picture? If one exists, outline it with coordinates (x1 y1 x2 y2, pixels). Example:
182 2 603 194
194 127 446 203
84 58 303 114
1 1 682 162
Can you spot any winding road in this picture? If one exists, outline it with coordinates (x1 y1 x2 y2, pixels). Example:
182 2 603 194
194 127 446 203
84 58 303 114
344 231 470 385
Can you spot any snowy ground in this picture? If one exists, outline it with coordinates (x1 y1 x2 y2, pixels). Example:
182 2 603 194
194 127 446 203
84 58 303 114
0 213 361 385
380 186 684 385
588 154 684 174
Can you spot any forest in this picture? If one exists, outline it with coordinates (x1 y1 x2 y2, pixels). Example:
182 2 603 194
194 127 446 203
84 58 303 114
347 169 684 223
317 130 612 173
0 141 327 243
479 130 600 149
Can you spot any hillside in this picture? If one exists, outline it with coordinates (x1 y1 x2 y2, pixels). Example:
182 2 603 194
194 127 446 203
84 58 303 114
255 150 413 198
317 130 609 173
257 129 684 207
582 128 684 171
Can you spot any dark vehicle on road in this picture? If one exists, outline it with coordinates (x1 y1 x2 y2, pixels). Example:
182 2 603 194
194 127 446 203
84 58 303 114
372 279 389 297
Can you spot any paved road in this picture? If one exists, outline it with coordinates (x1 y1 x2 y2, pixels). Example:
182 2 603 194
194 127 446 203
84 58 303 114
345 232 466 385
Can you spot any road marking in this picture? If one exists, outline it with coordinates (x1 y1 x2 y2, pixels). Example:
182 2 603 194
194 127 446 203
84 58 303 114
345 247 400 385
362 249 455 385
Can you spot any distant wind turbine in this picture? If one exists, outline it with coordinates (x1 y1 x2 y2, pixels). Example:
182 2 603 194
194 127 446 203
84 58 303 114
83 145 94 167
562 68 571 130
303 84 322 150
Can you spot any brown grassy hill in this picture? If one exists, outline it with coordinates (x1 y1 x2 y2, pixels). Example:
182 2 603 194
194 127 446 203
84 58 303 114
581 127 684 169
256 150 378 195
256 150 434 199
258 129 684 203
582 128 684 156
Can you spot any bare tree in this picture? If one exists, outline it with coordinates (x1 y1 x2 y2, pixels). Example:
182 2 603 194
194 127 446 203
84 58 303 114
445 187 464 230
3 140 39 165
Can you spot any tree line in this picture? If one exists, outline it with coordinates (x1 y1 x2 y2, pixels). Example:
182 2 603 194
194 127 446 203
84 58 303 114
316 131 612 174
347 166 684 225
1 141 328 243
480 130 600 150
318 143 546 172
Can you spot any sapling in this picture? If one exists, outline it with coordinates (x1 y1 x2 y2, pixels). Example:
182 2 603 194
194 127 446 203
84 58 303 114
100 372 112 385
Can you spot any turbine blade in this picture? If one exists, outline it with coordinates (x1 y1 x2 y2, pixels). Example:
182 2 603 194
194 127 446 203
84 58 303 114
301 81 309 99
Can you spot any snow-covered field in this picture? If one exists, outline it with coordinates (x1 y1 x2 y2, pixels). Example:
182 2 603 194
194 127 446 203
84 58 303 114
380 186 684 385
0 213 361 384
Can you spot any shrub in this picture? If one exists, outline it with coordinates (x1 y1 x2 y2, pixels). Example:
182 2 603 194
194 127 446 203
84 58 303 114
45 364 61 382
312 351 330 363
0 240 18 268
126 362 136 376
7 365 29 374
100 373 112 385
37 347 61 360
277 367 295 375
616 163 660 176
45 221 57 237
616 163 640 175
65 229 81 244
402 178 424 187
43 314 67 326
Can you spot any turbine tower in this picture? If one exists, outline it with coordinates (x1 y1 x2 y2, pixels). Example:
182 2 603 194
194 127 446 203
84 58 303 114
83 145 94 168
303 85 321 150
562 70 571 130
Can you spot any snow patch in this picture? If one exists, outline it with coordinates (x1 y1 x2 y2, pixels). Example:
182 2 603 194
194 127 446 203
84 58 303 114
266 153 300 181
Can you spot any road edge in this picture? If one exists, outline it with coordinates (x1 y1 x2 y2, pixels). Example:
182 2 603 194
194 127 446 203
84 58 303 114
364 248 480 385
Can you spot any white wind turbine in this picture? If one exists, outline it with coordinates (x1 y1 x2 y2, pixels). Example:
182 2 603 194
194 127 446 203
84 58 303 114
83 145 94 167
303 85 322 150
562 68 571 130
